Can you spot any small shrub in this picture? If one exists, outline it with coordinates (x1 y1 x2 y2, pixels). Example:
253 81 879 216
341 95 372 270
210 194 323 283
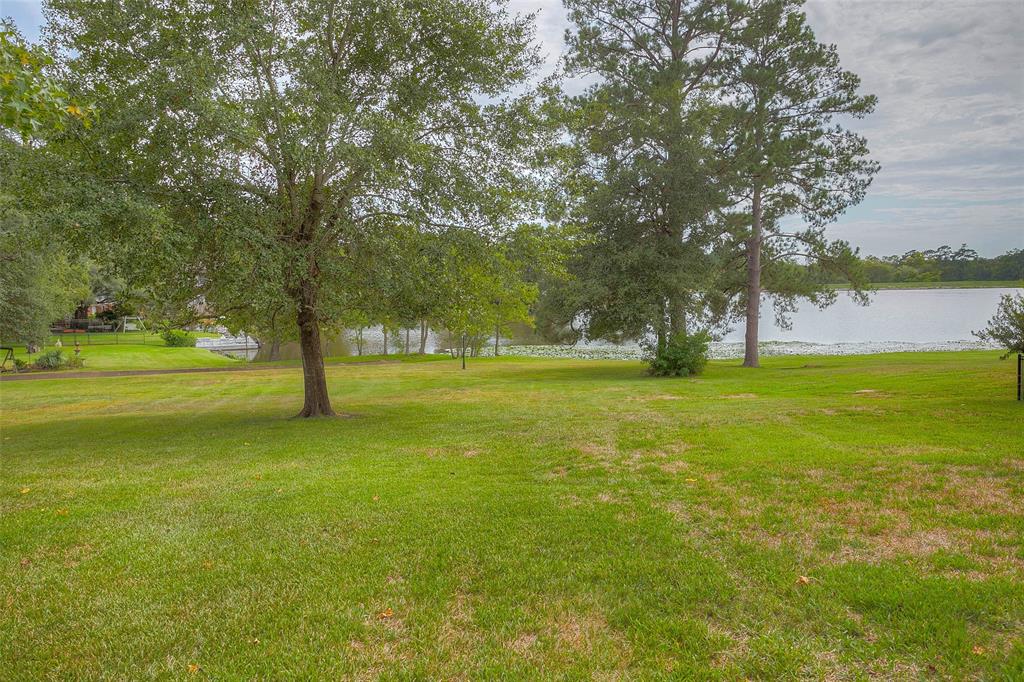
974 293 1024 358
12 357 29 371
644 332 710 377
34 349 67 370
161 329 196 347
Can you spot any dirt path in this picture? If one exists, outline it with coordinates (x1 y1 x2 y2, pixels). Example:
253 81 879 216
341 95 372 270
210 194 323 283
0 360 397 382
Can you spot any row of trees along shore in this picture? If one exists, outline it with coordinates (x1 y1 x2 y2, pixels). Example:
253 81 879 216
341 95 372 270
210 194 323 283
854 247 1023 284
3 0 881 416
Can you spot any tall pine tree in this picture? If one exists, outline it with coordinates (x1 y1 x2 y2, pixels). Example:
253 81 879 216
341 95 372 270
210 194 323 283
720 0 878 367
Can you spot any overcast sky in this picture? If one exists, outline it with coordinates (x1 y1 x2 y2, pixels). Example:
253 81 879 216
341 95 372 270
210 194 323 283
5 0 1022 256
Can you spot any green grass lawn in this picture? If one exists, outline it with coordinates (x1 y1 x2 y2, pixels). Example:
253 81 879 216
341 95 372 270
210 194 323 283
2 352 1022 678
833 280 1023 290
12 342 242 371
10 337 447 372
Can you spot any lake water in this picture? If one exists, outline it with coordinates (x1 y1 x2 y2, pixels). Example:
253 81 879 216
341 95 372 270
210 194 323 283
720 287 1020 344
211 286 1020 360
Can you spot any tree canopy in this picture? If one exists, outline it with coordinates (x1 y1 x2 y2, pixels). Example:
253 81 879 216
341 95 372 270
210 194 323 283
46 0 548 414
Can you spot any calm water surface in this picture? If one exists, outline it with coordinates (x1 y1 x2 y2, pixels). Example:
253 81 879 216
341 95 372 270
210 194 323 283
720 287 1021 344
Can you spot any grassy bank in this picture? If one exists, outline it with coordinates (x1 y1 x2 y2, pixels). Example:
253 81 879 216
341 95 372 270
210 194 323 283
8 337 449 372
833 280 1023 290
11 341 242 371
2 353 1022 678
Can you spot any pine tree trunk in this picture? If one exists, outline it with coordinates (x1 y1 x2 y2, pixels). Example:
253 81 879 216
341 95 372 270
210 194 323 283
743 182 763 368
669 297 687 338
296 304 334 417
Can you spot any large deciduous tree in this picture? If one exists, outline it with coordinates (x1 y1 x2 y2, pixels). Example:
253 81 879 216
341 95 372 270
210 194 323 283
721 0 878 367
47 0 544 416
1 22 91 140
0 196 89 348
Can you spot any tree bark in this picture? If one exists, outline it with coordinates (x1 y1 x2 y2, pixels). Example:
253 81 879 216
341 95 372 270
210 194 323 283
296 302 335 417
743 181 763 368
494 319 500 357
418 320 428 354
404 329 410 355
669 296 687 338
269 338 281 362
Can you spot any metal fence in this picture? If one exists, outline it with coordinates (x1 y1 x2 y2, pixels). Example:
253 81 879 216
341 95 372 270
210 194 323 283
47 331 159 346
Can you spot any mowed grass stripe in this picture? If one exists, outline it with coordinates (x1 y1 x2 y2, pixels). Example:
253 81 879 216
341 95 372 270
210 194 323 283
1 352 1022 678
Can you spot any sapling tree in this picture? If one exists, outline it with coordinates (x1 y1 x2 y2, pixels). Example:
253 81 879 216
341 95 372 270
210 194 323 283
720 0 878 367
975 294 1024 358
46 0 545 416
975 293 1024 399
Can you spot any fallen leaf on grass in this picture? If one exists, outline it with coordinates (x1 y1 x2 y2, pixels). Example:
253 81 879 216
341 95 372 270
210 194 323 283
187 663 200 674
796 575 812 585
20 557 31 567
378 607 393 620
372 495 380 502
19 487 30 494
972 645 986 655
202 560 214 570
684 478 698 483
55 508 68 516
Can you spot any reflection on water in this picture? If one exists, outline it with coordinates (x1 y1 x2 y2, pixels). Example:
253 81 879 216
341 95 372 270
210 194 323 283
720 287 1020 344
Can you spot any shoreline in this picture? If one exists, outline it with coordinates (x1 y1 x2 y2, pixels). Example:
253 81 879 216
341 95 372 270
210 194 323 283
487 340 1003 361
832 280 1022 291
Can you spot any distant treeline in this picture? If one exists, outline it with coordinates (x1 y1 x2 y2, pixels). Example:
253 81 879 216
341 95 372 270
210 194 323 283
850 245 1023 283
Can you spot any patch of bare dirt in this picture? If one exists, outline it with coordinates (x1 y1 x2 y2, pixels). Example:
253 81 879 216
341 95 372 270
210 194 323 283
507 632 537 656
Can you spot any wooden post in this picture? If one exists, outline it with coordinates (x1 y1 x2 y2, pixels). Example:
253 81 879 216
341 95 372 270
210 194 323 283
1018 353 1022 401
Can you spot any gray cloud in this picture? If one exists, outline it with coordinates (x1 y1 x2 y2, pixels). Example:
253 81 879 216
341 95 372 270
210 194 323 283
8 0 1022 255
507 0 1023 255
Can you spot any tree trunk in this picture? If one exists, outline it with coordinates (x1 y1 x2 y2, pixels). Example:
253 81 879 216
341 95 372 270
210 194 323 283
669 297 687 339
296 305 335 417
382 328 388 356
418 320 428 354
656 299 668 354
404 328 410 354
494 320 500 357
743 182 763 368
269 338 281 362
